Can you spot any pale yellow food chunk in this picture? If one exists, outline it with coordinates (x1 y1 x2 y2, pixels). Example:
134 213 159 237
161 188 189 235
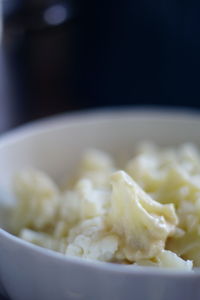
135 250 192 270
78 149 115 188
66 217 118 261
56 178 110 238
76 179 110 219
109 171 178 261
20 228 67 253
12 169 59 233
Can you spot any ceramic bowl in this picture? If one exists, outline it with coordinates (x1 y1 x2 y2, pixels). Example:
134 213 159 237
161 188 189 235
1 108 200 300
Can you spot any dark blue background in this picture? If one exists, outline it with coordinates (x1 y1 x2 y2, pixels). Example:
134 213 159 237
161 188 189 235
3 0 200 128
75 0 200 107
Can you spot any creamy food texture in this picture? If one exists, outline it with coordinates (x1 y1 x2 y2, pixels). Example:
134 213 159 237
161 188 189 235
11 144 200 270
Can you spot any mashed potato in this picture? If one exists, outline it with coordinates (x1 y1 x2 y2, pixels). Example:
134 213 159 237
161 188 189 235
11 144 200 270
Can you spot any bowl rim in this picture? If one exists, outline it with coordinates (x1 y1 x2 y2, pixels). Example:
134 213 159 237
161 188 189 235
1 106 200 278
1 105 200 147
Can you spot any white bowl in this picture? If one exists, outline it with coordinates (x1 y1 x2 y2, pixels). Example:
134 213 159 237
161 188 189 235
1 108 200 300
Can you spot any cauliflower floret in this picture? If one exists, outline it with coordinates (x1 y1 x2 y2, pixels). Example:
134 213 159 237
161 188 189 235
78 149 115 188
135 250 192 270
12 169 59 233
109 171 178 261
126 152 166 192
20 228 67 253
166 231 200 266
76 179 110 219
80 149 114 172
126 143 175 193
156 166 200 206
55 178 110 238
58 190 81 226
157 250 192 270
66 217 118 261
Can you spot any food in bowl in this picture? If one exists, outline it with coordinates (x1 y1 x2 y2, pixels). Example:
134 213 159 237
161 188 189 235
10 142 200 270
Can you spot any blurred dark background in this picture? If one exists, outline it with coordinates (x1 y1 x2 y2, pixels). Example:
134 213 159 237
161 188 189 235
1 0 200 133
